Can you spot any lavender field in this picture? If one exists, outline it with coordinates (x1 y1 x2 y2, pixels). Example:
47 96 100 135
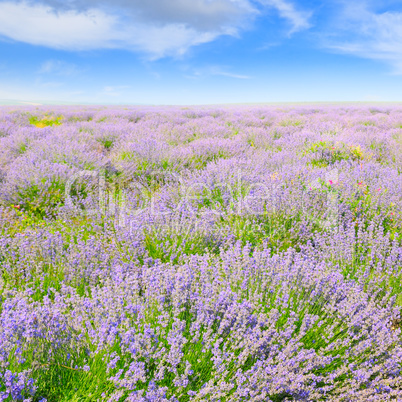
1 105 402 401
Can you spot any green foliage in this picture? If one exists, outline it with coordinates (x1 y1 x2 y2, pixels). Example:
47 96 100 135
369 140 389 164
17 142 28 155
12 177 88 220
360 120 376 126
180 151 229 170
217 211 320 253
98 137 115 150
143 222 219 263
16 180 65 219
279 119 303 127
29 115 63 128
304 141 369 167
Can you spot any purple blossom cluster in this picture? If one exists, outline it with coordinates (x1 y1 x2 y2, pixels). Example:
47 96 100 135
1 105 402 400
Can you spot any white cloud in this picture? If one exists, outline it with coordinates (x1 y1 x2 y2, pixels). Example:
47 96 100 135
209 67 251 79
325 2 402 74
186 65 252 79
19 101 43 105
26 0 256 31
0 0 312 58
363 94 384 102
38 60 81 75
0 1 240 57
258 0 312 34
36 81 64 88
214 71 251 79
0 80 87 102
0 2 118 50
102 85 131 97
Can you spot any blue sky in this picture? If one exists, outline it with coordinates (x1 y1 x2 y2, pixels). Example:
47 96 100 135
1 0 402 104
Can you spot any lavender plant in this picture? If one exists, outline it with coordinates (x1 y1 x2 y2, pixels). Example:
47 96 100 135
1 105 402 401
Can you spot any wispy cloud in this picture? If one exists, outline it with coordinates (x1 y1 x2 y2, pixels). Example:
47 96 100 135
258 0 312 34
256 41 281 51
102 85 131 97
36 81 64 88
210 68 251 79
19 101 43 105
0 80 86 102
324 2 402 74
38 60 81 76
186 66 252 79
213 72 251 79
